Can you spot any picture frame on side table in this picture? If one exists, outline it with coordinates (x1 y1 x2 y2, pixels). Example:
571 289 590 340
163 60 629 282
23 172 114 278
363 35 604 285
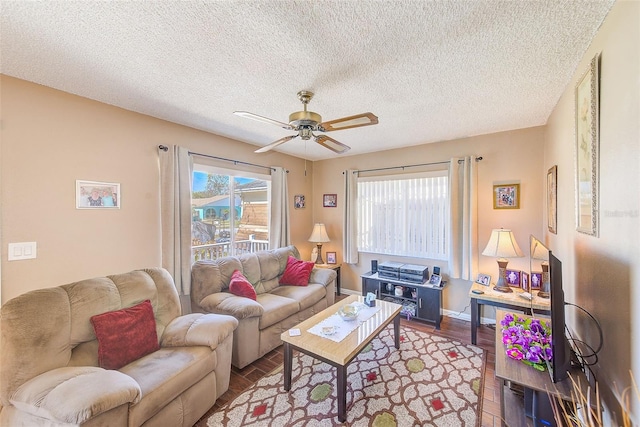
428 274 442 287
294 194 305 209
506 269 521 287
326 252 337 264
76 180 120 209
530 272 543 290
575 53 600 236
493 183 520 209
476 273 491 286
521 272 530 292
323 194 337 207
548 165 558 234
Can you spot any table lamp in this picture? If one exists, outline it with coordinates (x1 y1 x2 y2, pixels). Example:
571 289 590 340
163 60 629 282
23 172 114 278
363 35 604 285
530 237 550 298
481 229 524 293
308 223 330 264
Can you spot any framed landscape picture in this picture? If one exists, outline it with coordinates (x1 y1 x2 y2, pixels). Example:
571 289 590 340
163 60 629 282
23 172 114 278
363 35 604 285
493 184 520 209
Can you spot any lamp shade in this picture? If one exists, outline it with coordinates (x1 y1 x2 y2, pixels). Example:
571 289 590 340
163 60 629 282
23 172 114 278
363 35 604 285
481 229 524 258
530 236 550 261
308 223 330 243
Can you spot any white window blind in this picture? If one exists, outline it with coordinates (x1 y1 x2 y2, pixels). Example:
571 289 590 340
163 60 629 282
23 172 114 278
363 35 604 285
357 171 449 260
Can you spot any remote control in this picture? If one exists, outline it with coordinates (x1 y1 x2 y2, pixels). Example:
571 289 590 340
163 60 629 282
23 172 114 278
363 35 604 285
471 289 484 295
519 292 533 300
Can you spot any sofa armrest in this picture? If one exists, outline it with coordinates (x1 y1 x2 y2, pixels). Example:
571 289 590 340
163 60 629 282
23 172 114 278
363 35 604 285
161 313 238 350
200 293 264 320
309 268 337 287
9 366 140 425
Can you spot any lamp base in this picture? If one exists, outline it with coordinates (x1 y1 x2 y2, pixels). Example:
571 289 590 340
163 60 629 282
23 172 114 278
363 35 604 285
314 243 324 264
494 260 513 293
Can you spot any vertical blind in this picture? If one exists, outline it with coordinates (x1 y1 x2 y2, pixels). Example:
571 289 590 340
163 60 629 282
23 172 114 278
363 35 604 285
357 172 449 260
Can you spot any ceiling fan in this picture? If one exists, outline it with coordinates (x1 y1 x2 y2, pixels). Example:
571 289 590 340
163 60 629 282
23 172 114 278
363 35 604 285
234 91 378 154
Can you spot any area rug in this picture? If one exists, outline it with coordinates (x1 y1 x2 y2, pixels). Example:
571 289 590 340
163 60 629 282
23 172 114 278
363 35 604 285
208 325 485 426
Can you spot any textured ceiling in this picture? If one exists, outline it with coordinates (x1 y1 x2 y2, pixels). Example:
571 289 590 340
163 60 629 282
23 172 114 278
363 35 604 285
1 1 614 161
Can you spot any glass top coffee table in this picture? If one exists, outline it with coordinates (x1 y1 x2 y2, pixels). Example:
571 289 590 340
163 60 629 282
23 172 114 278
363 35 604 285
280 295 402 422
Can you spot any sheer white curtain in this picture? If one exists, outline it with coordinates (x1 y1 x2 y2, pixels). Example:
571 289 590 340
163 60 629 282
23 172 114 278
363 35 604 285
269 166 290 248
448 156 478 280
343 169 359 264
159 145 193 314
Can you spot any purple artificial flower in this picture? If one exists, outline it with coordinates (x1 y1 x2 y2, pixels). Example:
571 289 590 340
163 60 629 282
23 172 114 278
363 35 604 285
501 312 553 371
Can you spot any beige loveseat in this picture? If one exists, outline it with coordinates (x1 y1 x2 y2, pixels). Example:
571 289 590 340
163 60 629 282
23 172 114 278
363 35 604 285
0 268 238 427
191 245 336 369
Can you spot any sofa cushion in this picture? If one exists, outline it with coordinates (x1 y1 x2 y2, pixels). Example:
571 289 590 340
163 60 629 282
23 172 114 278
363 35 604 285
9 366 140 424
279 256 314 286
120 346 215 427
270 283 327 311
256 293 300 329
91 300 159 370
229 270 257 300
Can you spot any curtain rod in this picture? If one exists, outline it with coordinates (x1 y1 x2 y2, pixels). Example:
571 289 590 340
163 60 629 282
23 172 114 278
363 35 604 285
349 156 483 175
158 145 286 173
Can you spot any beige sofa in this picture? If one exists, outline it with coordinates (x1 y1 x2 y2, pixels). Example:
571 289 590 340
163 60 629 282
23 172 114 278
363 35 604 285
191 245 336 369
0 268 238 427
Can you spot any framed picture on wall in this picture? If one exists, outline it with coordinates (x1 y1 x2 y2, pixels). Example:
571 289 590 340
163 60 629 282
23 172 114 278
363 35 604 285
294 194 305 209
493 184 520 209
547 166 558 234
76 180 120 209
575 53 600 236
323 194 337 207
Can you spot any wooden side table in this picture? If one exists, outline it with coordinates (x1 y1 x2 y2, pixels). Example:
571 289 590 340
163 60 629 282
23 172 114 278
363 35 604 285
315 264 341 295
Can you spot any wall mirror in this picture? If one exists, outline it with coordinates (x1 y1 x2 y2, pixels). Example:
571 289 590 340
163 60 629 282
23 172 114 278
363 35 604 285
529 235 550 299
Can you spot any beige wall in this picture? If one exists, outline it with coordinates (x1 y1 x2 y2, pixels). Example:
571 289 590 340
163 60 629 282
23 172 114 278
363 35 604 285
313 126 545 316
544 1 639 421
0 76 314 303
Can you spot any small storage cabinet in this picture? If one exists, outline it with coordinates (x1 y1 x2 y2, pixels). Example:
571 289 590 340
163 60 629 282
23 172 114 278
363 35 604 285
361 272 443 329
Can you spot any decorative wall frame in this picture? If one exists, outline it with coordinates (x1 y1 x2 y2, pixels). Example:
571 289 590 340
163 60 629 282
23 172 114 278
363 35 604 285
530 272 543 290
323 194 337 207
326 252 337 264
493 184 520 209
575 53 600 236
506 269 521 287
547 165 557 234
294 194 305 209
76 180 120 209
521 272 530 292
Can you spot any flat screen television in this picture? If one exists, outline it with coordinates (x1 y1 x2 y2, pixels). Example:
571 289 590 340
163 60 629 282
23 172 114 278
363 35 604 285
548 251 572 383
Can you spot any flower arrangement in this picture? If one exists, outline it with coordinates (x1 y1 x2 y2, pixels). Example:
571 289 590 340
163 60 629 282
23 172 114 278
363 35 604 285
500 312 553 371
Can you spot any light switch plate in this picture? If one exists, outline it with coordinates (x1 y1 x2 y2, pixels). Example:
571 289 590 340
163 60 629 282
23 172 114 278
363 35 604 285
8 242 37 260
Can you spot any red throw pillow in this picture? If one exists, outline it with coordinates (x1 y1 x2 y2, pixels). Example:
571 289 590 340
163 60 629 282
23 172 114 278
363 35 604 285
90 299 159 370
279 256 314 286
229 269 257 300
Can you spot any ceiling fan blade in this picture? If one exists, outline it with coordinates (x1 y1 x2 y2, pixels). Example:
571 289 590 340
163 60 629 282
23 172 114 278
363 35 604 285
319 112 378 132
315 135 351 154
255 135 298 153
234 111 294 130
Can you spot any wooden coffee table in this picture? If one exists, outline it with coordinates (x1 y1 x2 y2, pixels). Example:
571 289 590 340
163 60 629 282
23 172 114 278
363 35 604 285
281 295 402 422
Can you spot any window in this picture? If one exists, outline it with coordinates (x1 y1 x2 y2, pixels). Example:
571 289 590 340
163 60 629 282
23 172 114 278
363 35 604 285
191 164 271 261
357 171 449 260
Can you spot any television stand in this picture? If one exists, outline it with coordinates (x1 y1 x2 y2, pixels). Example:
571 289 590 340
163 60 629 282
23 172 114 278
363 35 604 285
495 309 591 427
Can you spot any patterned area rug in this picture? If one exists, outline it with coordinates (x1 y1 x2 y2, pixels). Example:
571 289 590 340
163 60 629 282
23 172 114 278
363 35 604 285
208 325 485 426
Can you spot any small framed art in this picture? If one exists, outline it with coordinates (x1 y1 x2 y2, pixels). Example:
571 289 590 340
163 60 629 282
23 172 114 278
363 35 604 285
428 274 442 287
294 194 305 209
323 194 337 207
521 272 530 292
326 252 337 264
476 273 491 286
506 269 521 287
530 272 543 290
493 183 520 209
76 180 120 209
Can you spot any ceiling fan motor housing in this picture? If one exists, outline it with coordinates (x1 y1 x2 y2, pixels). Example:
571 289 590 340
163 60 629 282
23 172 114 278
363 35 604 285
289 110 322 128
